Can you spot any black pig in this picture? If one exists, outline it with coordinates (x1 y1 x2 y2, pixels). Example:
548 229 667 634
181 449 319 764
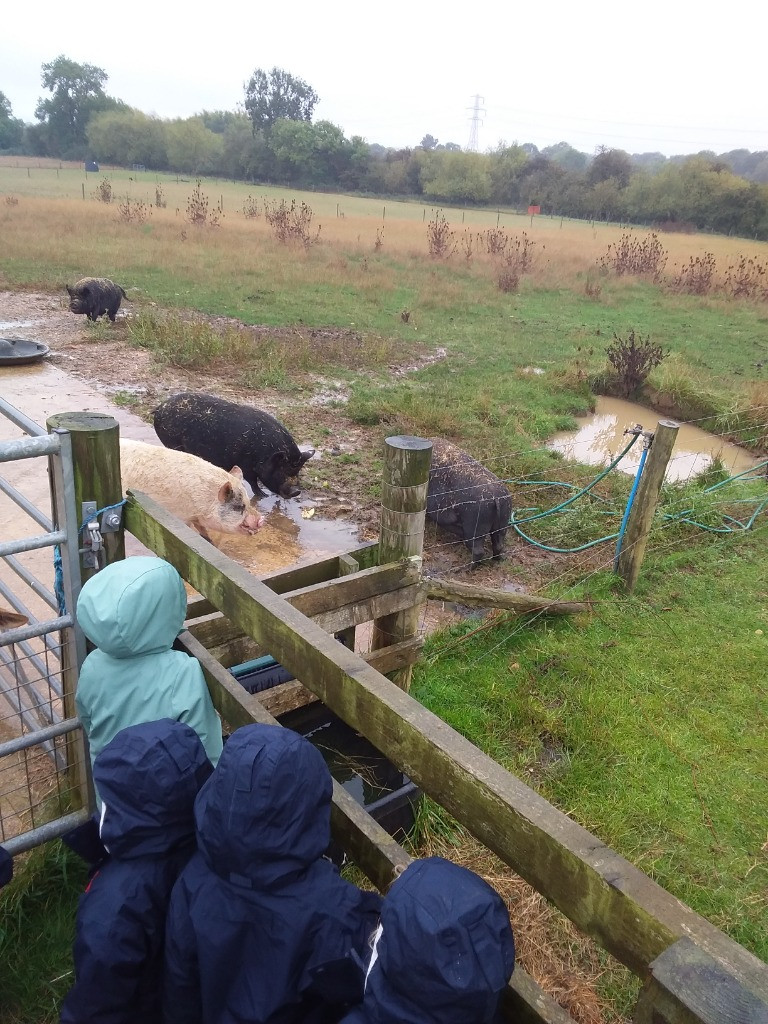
66 277 128 322
426 439 512 565
153 392 314 499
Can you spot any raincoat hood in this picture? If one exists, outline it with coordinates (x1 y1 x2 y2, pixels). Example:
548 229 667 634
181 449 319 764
348 856 515 1024
96 718 213 859
76 556 187 659
194 723 332 888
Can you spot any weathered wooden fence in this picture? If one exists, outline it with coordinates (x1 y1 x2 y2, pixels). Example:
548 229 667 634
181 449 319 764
47 417 768 1023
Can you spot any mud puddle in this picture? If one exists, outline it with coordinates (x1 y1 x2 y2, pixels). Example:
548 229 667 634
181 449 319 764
548 396 760 482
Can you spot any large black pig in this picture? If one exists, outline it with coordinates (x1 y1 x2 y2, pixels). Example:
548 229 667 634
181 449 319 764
426 439 512 565
66 277 127 322
153 392 314 499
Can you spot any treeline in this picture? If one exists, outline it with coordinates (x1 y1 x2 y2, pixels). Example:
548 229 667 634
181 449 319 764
85 114 768 239
3 57 768 239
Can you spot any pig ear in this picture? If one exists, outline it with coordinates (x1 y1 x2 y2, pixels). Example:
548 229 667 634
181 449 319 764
65 285 73 297
228 466 244 481
299 449 314 465
218 481 234 503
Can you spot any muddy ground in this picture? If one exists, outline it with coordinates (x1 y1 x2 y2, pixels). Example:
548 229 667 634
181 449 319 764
1 288 581 594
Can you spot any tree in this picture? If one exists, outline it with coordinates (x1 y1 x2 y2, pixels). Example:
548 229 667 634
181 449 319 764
588 147 633 188
87 109 168 169
35 55 124 158
542 141 588 173
420 134 438 150
0 91 24 151
421 151 491 204
165 118 222 175
244 67 318 133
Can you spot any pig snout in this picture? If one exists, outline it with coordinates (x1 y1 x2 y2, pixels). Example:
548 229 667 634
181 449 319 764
279 483 302 499
238 510 264 534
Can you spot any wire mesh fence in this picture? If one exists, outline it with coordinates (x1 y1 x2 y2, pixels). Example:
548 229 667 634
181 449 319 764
0 718 86 846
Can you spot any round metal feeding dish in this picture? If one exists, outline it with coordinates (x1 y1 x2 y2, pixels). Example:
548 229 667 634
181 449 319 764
0 337 50 366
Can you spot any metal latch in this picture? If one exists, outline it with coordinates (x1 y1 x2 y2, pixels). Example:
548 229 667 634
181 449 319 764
79 501 122 570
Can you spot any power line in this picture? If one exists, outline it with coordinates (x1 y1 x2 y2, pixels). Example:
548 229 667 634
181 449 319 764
467 94 485 153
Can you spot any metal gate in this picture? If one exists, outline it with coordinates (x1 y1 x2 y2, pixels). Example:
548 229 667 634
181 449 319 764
0 397 91 853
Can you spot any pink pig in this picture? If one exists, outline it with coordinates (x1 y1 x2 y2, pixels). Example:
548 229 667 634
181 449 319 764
119 439 263 543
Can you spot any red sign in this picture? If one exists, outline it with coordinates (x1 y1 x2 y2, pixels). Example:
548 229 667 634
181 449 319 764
527 205 541 215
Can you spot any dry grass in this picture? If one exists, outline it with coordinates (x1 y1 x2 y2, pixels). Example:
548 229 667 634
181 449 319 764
3 189 768 308
419 826 635 1024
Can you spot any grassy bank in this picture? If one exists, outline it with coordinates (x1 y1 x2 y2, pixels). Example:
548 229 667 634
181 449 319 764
413 528 768 962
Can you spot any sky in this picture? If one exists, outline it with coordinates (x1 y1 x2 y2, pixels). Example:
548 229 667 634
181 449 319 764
2 0 767 158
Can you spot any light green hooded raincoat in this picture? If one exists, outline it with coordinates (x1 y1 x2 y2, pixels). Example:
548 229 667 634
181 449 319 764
75 556 223 777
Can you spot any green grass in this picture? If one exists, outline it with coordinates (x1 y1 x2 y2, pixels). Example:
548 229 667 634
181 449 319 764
412 528 768 960
0 842 87 1024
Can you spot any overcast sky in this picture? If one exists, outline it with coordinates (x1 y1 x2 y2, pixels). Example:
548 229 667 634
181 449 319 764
2 0 766 157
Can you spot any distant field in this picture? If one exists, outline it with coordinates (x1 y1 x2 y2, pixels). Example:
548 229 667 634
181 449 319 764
1 168 766 456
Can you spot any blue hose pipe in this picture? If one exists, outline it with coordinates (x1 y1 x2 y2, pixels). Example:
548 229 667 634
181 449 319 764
613 445 648 571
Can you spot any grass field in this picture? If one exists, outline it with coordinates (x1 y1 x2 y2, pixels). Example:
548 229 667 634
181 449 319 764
1 167 767 1022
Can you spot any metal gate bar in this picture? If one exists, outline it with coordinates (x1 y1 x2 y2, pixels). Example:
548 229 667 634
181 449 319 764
0 401 90 848
3 553 58 609
0 476 53 530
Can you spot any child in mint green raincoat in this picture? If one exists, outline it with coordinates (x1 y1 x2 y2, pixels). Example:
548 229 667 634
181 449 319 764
76 556 223 784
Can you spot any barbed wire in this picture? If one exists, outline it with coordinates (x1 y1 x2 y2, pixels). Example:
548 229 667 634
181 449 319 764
437 505 768 668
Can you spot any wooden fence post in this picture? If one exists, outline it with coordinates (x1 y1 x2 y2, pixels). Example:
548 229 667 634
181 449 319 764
371 436 432 691
45 413 123 816
615 420 678 593
633 937 768 1024
46 412 125 584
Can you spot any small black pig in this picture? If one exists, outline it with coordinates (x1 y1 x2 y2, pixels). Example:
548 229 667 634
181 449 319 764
426 439 512 565
153 392 314 499
66 277 128 322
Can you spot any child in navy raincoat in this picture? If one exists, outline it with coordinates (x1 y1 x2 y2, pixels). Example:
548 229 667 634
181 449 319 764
340 856 516 1024
163 723 382 1024
60 718 213 1024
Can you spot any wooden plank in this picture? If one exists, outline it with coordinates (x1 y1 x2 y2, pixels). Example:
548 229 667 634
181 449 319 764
259 541 379 594
186 612 250 651
206 637 263 669
311 584 423 635
186 596 218 619
425 578 590 615
335 552 359 653
258 638 425 717
187 560 419 648
258 680 319 716
501 973 576 1024
633 938 768 1024
187 589 424 666
187 545 382 619
282 558 421 619
125 495 768 997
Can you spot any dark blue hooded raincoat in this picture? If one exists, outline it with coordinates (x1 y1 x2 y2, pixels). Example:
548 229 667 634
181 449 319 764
59 718 213 1024
0 845 12 887
163 723 382 1024
340 856 515 1024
